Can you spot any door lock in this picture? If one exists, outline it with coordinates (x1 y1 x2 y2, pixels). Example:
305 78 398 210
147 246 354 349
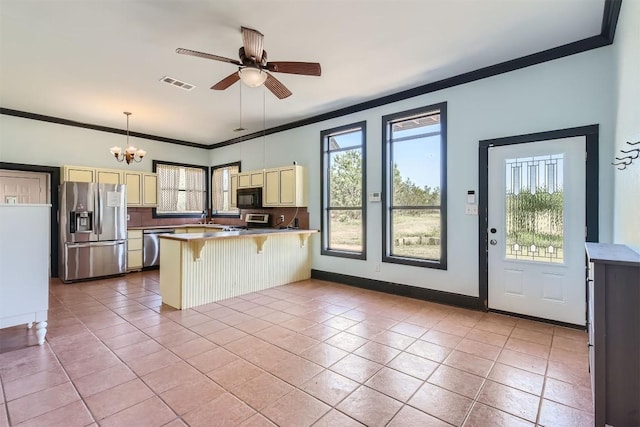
490 239 497 245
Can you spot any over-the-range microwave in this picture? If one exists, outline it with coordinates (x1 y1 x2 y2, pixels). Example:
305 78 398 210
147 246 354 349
237 187 262 209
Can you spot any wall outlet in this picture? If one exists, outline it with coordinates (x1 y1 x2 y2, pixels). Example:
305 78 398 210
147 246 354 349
279 215 285 222
375 263 381 272
126 214 130 221
465 204 478 215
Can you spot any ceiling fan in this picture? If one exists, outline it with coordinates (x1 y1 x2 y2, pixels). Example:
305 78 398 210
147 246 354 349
176 27 321 99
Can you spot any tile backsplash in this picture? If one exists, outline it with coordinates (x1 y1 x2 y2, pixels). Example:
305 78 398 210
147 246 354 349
127 207 309 229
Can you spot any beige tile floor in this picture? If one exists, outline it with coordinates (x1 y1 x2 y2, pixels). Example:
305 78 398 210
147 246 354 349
0 271 593 426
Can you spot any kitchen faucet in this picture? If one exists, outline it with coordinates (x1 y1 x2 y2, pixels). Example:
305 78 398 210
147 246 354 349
200 212 206 224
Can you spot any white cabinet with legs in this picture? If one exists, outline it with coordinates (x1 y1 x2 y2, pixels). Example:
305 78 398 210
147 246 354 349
0 204 50 345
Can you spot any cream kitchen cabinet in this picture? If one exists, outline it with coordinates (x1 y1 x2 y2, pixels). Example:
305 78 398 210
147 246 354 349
237 171 264 188
263 165 306 207
124 171 158 207
127 229 143 271
62 165 95 183
96 169 123 185
230 174 238 208
142 173 158 206
62 166 156 207
124 171 142 205
62 166 124 184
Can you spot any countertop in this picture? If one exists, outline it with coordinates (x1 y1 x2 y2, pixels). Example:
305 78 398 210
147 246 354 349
586 242 640 266
160 228 318 242
127 224 227 231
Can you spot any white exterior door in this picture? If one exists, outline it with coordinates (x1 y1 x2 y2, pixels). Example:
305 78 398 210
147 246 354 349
488 137 586 325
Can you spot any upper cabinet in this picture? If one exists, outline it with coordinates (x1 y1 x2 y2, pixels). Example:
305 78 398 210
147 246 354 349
96 168 123 185
142 173 157 206
61 165 157 207
124 171 142 205
263 165 306 207
237 171 264 188
230 174 238 209
62 165 95 183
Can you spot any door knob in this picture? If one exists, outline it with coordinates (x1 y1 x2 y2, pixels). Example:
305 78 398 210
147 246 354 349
490 239 497 245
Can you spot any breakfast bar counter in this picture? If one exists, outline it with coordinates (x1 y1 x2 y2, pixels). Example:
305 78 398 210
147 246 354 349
159 229 317 309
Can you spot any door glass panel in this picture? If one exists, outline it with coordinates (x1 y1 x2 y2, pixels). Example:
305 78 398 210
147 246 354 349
505 154 564 263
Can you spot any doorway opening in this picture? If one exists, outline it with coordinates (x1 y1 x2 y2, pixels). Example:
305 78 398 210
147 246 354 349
0 163 60 278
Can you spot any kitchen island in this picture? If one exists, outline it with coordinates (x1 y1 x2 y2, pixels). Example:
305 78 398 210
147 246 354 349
159 229 317 309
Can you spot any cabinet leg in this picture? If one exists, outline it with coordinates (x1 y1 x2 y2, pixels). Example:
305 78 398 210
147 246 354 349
35 321 47 345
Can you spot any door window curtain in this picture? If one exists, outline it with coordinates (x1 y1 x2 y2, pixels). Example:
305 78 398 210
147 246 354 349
157 164 180 211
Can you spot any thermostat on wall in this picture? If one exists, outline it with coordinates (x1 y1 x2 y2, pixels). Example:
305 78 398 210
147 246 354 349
369 192 381 202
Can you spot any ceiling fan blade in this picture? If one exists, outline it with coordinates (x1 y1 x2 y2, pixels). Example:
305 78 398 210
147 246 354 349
211 72 240 90
264 72 292 99
176 48 241 66
241 27 264 62
266 61 321 76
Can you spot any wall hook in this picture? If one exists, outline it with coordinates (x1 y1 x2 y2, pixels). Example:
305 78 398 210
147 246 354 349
613 140 639 170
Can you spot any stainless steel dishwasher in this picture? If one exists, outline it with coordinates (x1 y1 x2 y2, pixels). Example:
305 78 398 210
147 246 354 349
143 229 175 267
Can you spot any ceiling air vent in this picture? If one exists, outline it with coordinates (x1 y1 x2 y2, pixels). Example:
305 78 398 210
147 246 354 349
160 76 195 91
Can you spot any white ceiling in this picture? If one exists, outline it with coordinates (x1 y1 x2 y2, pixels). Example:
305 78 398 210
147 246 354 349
0 0 605 147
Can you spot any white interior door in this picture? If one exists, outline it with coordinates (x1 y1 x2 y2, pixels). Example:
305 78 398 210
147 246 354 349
0 170 49 204
488 137 586 325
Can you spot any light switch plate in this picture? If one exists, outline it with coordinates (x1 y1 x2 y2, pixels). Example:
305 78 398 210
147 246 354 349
465 204 478 215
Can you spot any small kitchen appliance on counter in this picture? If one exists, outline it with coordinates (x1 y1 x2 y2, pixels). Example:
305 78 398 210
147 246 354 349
221 213 271 231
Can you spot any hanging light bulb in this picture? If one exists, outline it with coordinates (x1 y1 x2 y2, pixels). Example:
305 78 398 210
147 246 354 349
238 67 267 88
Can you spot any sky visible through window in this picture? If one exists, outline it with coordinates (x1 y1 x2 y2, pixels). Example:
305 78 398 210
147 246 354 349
334 125 440 189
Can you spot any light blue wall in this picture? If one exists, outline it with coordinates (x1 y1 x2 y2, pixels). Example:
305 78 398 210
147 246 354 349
211 46 616 298
612 0 640 252
0 115 210 170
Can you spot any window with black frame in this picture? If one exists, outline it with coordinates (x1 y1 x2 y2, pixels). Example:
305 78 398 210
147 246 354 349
211 162 240 217
321 121 367 259
153 161 208 218
382 103 447 269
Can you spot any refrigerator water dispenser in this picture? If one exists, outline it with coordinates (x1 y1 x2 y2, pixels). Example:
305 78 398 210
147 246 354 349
70 211 93 233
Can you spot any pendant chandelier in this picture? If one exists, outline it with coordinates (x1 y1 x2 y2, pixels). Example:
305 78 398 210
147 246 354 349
110 112 146 164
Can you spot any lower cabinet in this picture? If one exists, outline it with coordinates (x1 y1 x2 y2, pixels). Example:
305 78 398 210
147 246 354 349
127 230 143 271
586 243 640 427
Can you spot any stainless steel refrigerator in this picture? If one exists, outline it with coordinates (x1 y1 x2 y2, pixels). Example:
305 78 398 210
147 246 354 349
59 181 127 283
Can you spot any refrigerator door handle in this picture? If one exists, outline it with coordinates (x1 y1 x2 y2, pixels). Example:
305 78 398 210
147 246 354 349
67 241 125 249
96 186 102 236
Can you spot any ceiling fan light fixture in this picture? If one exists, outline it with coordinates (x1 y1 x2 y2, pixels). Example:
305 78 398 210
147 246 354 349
238 67 267 88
